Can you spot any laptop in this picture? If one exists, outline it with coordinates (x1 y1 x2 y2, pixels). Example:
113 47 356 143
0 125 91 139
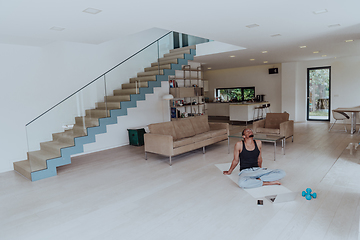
265 191 298 203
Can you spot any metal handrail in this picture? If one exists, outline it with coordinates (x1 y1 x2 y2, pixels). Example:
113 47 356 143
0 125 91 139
25 31 173 126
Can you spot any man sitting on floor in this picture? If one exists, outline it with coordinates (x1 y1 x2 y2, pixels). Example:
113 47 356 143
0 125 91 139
223 128 286 188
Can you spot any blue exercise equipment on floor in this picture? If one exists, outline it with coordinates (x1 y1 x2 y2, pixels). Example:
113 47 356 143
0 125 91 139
302 188 317 200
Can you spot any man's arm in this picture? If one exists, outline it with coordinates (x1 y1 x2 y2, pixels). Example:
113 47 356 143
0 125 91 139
256 140 263 168
223 141 242 175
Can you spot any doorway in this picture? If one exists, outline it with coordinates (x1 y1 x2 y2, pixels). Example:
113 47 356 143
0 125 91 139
307 66 331 121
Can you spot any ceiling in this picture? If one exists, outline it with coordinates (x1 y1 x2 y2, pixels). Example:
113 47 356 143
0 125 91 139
1 0 360 69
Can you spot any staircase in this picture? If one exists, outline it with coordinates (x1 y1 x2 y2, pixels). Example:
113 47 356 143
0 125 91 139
13 45 197 181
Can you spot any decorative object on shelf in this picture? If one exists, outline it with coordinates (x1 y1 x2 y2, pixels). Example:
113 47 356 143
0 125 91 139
169 80 178 88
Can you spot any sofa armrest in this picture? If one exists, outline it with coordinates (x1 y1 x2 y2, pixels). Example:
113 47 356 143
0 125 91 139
209 122 229 135
144 133 173 156
253 119 265 133
279 120 294 139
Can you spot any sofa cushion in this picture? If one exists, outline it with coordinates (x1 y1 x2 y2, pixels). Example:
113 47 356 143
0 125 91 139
209 129 227 137
256 127 280 134
173 137 194 148
148 121 177 140
172 118 196 139
190 115 210 135
264 113 289 129
191 131 213 142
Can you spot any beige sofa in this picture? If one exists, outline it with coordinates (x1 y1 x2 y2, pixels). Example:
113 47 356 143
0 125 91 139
144 115 229 165
253 113 294 141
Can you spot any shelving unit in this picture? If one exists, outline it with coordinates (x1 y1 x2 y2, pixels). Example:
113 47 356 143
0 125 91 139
169 64 205 119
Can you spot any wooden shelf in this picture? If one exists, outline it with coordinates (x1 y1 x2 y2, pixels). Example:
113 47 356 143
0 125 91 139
170 87 203 98
170 77 205 80
171 103 205 108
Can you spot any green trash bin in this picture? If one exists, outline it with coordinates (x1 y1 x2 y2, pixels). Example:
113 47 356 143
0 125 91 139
127 128 146 146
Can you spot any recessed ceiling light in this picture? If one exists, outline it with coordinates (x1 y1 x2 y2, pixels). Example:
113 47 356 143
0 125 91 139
313 51 320 54
230 55 236 58
263 61 268 63
262 51 268 53
207 67 212 69
50 26 65 31
322 55 327 57
83 8 102 14
328 24 341 28
313 9 328 14
250 59 255 61
246 24 259 28
345 39 354 42
270 34 281 37
299 46 307 48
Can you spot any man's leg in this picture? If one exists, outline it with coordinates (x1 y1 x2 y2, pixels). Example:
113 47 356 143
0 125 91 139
238 176 263 188
259 169 286 182
238 168 286 189
238 168 264 189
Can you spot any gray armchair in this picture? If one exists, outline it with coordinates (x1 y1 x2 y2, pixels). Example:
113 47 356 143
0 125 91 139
253 113 294 141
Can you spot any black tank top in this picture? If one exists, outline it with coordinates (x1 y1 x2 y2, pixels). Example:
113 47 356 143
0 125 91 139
239 140 260 171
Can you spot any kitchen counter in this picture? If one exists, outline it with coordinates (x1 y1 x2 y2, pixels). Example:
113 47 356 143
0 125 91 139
229 102 270 123
229 102 269 106
206 101 269 118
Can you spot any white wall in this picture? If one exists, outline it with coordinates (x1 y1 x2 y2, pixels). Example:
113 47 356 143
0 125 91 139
281 62 298 121
281 55 360 122
0 44 42 173
0 28 171 173
204 64 282 113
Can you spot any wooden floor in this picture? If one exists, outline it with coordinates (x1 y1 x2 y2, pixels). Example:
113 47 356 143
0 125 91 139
1 121 359 240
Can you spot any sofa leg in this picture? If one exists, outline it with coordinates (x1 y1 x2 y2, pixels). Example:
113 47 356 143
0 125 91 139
292 136 294 142
203 146 205 154
169 156 172 166
145 152 147 160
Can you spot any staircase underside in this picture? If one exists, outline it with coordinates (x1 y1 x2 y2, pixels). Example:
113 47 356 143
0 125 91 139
14 46 197 181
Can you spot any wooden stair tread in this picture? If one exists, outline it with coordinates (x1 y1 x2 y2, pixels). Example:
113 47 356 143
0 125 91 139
122 82 148 89
164 49 191 57
14 160 31 171
169 45 196 53
41 140 74 149
151 59 178 67
144 64 171 72
129 76 157 83
113 88 139 95
105 95 131 102
96 102 121 110
137 70 164 77
14 159 46 174
29 149 60 159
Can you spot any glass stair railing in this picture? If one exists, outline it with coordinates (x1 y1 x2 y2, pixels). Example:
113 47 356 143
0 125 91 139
13 31 210 181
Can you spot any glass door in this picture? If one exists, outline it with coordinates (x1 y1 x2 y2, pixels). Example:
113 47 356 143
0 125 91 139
307 66 331 121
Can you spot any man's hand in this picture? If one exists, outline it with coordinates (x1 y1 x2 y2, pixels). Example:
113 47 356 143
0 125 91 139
223 171 232 175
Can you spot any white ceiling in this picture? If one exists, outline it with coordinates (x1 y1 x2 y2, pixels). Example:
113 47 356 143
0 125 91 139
1 0 360 69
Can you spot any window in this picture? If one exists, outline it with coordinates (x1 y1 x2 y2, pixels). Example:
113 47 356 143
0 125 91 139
215 87 255 102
